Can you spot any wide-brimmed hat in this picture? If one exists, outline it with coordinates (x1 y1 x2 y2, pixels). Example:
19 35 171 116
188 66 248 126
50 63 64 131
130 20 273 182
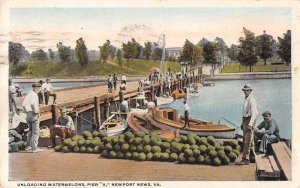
60 106 67 113
262 111 271 116
242 83 252 91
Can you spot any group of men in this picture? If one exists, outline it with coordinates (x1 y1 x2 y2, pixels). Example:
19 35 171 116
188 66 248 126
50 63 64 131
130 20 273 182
107 73 126 93
10 81 75 152
38 79 57 105
237 83 280 165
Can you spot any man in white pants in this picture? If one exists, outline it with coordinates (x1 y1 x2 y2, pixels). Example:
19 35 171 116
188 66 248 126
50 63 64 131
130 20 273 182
23 83 43 153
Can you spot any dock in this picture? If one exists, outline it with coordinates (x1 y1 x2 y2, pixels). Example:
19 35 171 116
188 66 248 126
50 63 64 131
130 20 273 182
15 75 202 128
255 141 292 181
9 148 256 181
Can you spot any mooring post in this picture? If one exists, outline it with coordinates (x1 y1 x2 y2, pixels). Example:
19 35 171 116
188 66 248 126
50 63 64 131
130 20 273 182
51 104 59 125
74 111 78 135
94 96 101 130
104 99 110 120
151 85 155 101
119 90 124 102
160 83 163 96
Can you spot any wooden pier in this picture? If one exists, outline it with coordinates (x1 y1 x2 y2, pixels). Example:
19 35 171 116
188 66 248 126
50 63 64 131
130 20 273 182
32 75 203 128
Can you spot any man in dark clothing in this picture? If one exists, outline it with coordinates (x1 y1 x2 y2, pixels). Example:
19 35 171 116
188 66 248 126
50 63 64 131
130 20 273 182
113 73 118 91
38 80 45 105
254 111 280 154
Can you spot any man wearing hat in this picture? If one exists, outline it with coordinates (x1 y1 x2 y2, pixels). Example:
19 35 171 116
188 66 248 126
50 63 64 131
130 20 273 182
22 83 42 153
9 78 21 112
48 106 75 148
38 80 45 105
42 78 57 105
10 106 29 140
236 83 258 165
254 111 280 154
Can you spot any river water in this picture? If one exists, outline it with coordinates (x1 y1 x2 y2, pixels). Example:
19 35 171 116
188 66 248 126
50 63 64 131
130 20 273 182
167 79 292 139
31 78 291 139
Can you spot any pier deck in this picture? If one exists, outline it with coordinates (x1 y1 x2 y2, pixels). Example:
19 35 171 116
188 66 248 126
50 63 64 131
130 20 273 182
9 149 256 181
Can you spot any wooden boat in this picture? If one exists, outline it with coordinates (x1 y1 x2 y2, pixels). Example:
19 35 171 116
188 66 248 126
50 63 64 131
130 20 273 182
171 89 185 99
99 112 128 136
188 83 202 97
127 107 237 139
127 111 177 140
202 81 215 87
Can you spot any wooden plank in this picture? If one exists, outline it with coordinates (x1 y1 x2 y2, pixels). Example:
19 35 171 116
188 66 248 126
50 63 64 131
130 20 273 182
280 142 292 158
269 155 280 177
255 154 280 179
271 142 292 180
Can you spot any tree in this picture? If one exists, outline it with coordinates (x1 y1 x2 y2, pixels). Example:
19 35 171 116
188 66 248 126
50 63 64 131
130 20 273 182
227 44 239 62
237 27 257 72
255 30 276 65
57 42 71 63
48 49 55 60
192 44 204 67
214 37 227 66
122 38 138 66
75 37 89 66
8 42 26 64
143 41 152 59
179 39 194 63
99 40 111 64
152 42 163 61
31 49 48 61
202 41 217 69
110 46 117 60
277 30 291 65
117 49 123 67
198 37 209 47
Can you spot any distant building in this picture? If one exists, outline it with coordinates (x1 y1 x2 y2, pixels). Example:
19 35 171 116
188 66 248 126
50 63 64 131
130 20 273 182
165 47 181 60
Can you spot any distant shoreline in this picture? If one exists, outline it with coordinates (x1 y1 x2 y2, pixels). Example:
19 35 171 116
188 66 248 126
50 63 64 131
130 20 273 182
205 71 291 80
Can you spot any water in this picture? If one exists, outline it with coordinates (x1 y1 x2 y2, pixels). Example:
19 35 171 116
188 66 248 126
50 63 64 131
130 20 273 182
167 79 292 139
18 81 104 92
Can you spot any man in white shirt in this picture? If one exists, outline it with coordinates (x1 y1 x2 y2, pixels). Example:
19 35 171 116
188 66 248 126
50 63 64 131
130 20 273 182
10 106 28 139
121 74 127 85
42 78 57 105
183 100 190 128
22 83 42 153
236 83 258 165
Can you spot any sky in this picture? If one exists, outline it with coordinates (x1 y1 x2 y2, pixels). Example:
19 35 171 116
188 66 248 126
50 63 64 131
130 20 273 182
8 7 291 52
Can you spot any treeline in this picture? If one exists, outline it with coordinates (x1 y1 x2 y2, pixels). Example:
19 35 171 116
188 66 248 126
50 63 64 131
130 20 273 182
9 27 291 72
179 28 291 72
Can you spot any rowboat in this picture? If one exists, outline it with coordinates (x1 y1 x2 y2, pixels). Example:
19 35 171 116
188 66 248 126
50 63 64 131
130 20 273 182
127 111 177 140
127 107 237 139
171 89 185 99
187 83 202 97
99 112 128 136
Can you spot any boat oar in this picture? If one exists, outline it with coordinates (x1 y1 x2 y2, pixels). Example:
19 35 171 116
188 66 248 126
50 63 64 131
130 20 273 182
221 117 240 128
221 117 244 138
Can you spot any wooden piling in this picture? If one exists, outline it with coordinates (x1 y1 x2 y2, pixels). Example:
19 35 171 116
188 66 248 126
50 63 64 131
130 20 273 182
104 99 110 119
94 96 101 129
151 85 155 101
51 104 59 125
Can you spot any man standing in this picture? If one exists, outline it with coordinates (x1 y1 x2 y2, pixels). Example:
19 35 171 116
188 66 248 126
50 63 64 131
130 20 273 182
48 106 75 148
42 78 57 105
9 78 21 112
183 100 190 128
113 73 118 91
121 74 127 85
107 75 113 93
22 83 42 153
236 83 258 165
254 111 280 154
38 80 45 105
